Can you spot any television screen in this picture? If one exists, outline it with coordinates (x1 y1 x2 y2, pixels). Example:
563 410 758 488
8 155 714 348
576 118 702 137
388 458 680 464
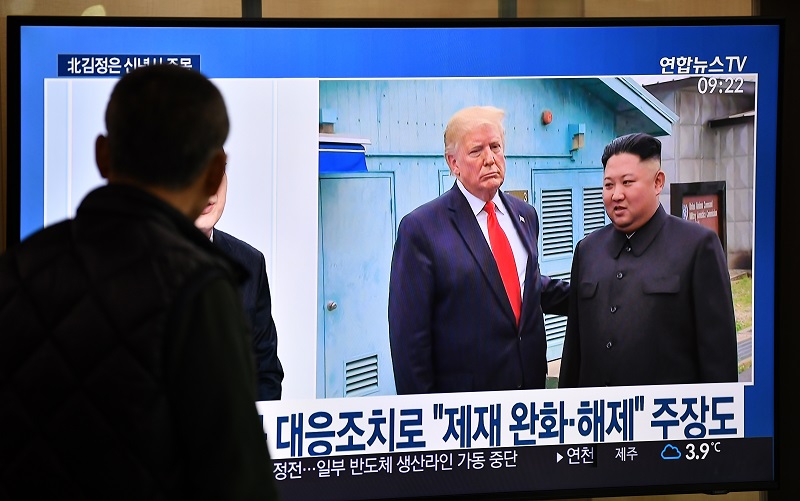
5 15 781 500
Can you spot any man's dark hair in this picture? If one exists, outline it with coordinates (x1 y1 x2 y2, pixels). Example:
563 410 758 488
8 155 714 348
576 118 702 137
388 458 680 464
104 64 229 189
601 132 662 168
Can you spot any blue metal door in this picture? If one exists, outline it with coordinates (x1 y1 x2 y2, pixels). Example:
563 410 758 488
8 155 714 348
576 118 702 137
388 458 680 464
532 168 607 361
318 174 396 398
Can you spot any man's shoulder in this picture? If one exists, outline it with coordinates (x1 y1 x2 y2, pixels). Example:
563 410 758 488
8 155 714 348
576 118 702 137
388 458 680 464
1 220 74 271
399 194 444 226
409 186 463 217
8 219 73 248
214 229 265 261
664 213 718 242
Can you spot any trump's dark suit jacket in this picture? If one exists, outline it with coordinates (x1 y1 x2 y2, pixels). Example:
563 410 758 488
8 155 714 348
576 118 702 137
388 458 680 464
214 229 284 400
558 205 738 388
388 182 570 395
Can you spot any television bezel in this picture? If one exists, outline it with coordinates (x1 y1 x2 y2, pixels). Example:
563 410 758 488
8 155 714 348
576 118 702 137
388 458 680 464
3 14 784 501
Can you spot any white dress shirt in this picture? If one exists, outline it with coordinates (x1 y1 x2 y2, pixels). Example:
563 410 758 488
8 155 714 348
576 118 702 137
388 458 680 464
456 180 529 296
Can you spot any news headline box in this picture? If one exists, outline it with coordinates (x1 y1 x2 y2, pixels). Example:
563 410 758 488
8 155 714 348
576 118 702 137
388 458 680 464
257 383 743 460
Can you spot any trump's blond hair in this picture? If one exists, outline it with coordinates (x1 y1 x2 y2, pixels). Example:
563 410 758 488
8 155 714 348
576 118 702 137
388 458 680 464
443 106 506 158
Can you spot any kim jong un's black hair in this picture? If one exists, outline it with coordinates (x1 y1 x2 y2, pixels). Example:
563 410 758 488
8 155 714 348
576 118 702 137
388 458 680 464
601 132 662 168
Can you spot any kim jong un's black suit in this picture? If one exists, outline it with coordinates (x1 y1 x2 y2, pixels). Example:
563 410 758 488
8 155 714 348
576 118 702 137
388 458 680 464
558 204 738 387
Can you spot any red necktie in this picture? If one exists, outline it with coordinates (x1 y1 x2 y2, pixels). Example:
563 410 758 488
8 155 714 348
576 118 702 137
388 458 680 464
484 201 521 324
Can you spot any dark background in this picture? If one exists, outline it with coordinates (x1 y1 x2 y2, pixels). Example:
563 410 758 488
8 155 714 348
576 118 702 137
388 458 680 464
759 1 796 500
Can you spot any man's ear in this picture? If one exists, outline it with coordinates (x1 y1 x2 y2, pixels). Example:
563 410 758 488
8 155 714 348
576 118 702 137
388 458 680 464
95 135 111 179
654 169 666 195
446 153 459 177
203 149 227 197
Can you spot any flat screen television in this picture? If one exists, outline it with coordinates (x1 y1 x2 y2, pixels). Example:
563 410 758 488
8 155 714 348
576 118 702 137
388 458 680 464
4 15 782 500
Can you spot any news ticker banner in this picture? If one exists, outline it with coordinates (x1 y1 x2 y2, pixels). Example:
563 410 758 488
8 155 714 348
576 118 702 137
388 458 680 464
256 383 744 460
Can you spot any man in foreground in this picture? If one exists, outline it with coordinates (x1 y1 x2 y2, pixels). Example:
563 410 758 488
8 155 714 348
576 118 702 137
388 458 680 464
0 64 278 499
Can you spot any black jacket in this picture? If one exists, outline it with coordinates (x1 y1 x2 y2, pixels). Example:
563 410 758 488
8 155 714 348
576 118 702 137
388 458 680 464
0 184 278 500
559 204 738 387
213 228 284 400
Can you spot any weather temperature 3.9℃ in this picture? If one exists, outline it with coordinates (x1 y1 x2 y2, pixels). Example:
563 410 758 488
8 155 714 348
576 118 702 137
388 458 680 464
685 442 722 460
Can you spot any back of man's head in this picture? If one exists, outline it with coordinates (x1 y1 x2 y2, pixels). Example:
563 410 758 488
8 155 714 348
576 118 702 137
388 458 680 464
104 64 229 189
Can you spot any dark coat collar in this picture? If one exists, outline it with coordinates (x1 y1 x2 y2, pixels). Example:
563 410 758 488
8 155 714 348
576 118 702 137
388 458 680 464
611 204 668 258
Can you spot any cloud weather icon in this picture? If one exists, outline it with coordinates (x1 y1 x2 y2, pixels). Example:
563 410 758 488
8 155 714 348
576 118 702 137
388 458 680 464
661 444 682 460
